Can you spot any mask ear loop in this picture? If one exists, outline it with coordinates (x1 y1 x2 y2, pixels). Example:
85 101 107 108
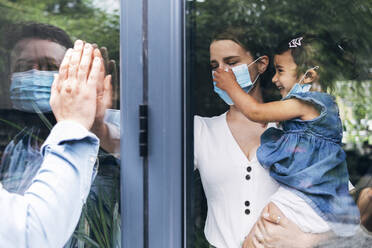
247 56 263 67
248 56 264 87
298 66 320 85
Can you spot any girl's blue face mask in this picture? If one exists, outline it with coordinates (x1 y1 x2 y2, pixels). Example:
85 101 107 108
212 57 262 105
286 66 319 97
10 69 57 113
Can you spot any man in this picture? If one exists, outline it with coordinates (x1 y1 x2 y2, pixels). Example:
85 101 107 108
0 23 74 192
0 22 118 247
0 40 108 247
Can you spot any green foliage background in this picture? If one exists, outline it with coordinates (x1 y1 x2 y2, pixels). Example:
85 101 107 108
0 0 119 60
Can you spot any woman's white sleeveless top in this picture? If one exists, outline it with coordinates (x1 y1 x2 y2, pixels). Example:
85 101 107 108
194 113 279 248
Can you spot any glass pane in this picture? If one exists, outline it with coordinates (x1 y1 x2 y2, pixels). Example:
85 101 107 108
0 1 120 247
186 0 372 247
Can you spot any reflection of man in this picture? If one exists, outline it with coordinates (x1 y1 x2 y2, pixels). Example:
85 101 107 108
8 23 72 113
0 23 73 193
0 23 120 247
0 40 104 248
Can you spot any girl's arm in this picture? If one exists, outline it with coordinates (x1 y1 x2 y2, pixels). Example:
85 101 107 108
213 69 319 123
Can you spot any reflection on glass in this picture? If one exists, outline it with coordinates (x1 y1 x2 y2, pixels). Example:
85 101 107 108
0 1 120 247
187 0 372 247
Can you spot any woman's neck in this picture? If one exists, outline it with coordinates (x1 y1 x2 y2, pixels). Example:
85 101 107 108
227 83 264 123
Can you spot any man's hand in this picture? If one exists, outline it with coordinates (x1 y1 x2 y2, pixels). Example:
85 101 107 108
50 40 105 130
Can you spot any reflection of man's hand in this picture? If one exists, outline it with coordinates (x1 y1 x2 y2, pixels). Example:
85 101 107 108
50 40 105 130
89 45 119 154
100 46 118 108
93 47 113 126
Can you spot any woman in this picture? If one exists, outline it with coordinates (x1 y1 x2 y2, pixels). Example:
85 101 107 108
194 30 327 248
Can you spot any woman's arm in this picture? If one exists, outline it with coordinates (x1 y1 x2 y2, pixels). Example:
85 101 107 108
213 69 319 123
242 202 331 248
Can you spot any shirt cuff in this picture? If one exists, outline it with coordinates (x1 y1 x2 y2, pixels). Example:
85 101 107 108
41 121 99 155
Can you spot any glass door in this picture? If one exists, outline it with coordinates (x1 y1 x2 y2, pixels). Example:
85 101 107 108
185 0 372 247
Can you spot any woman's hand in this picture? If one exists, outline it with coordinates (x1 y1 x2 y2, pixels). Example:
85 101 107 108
213 68 240 92
242 202 329 248
358 187 372 231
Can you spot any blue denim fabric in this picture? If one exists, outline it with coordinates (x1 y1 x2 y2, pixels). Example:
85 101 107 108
257 92 360 236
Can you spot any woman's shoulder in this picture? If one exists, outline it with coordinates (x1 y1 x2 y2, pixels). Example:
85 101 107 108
194 112 226 127
194 112 227 142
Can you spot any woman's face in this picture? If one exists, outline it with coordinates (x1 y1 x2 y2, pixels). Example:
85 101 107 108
209 39 260 82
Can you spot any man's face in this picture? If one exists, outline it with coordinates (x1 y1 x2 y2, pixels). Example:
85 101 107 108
11 38 67 73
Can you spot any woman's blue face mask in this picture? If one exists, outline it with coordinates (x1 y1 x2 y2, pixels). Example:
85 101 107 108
212 57 262 105
10 69 57 113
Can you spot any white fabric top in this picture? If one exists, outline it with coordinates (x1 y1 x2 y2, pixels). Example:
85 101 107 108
194 113 279 248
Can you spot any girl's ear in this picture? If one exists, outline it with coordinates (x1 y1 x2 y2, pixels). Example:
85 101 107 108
303 69 318 84
257 55 269 74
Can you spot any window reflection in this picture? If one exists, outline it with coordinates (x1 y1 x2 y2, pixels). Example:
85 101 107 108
0 1 120 247
187 0 372 247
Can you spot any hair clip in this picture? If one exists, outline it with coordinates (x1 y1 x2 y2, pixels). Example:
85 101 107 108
288 37 303 48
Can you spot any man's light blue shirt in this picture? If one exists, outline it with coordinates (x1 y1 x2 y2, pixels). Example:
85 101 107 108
0 121 99 248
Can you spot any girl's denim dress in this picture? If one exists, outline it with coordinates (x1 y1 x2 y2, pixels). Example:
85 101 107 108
257 91 360 236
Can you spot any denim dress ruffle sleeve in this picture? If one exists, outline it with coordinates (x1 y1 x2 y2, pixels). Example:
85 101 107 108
257 91 360 236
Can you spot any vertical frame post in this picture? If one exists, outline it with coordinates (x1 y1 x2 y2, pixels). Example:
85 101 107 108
120 0 144 247
120 0 185 247
147 0 184 247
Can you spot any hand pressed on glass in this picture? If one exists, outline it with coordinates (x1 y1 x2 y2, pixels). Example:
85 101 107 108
50 40 106 130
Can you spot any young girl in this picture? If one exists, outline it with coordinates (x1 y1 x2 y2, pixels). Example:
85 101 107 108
213 35 360 236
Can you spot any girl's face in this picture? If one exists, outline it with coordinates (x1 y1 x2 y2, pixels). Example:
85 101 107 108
272 50 301 97
209 40 260 81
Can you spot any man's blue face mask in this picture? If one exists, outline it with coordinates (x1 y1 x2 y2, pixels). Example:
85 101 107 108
10 69 57 113
212 57 262 105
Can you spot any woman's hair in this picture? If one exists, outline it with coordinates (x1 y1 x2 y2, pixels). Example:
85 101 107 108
211 27 268 59
211 28 281 102
274 33 357 90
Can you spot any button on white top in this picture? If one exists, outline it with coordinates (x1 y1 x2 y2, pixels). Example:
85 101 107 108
90 156 96 163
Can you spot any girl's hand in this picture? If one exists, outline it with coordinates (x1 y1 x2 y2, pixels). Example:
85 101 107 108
242 202 328 248
213 68 240 92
